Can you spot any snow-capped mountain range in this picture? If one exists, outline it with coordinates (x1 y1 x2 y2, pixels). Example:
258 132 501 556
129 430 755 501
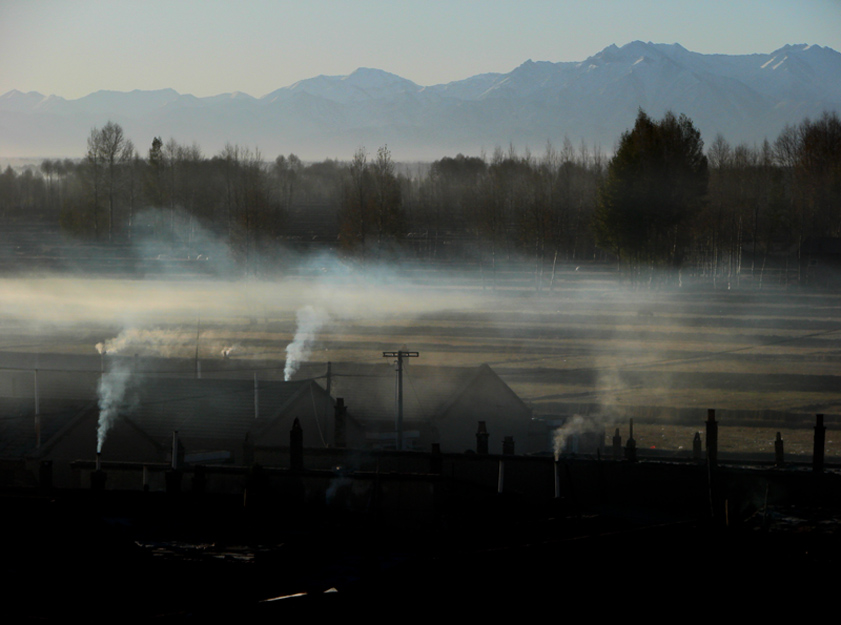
2 41 840 160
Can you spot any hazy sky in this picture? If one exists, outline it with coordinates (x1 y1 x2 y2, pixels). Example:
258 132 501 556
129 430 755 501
1 0 839 99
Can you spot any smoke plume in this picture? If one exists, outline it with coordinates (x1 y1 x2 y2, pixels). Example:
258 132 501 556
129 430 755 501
553 414 609 460
97 327 189 357
284 305 329 381
96 356 138 453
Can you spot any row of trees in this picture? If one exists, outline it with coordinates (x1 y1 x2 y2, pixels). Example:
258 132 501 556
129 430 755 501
596 109 841 282
0 111 838 282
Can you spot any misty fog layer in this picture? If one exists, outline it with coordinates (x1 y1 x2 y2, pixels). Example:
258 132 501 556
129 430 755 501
2 263 840 418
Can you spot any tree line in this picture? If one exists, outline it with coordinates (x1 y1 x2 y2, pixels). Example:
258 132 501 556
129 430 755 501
0 110 838 283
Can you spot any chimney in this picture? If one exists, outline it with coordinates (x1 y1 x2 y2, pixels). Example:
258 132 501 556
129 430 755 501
612 427 622 459
91 452 106 490
253 373 259 420
476 421 489 455
813 414 826 473
693 432 703 461
775 431 785 467
502 436 515 456
171 431 180 470
290 418 303 472
625 418 636 462
166 431 183 495
706 409 718 467
334 398 347 448
33 368 41 449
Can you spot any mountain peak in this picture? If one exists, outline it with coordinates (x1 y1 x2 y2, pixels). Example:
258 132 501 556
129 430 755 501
341 68 420 96
1 89 45 99
1 42 840 159
345 67 418 86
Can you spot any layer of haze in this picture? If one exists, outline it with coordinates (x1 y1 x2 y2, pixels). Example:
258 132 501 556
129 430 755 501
1 0 839 99
0 270 487 328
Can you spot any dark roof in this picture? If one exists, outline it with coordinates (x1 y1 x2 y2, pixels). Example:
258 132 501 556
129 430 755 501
118 376 318 441
310 362 523 424
0 398 92 459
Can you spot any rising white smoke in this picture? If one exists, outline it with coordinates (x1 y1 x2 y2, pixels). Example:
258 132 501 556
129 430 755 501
96 356 138 453
553 414 607 460
284 305 329 381
97 327 188 357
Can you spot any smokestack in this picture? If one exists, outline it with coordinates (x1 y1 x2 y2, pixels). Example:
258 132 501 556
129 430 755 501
290 418 303 472
326 362 333 444
91 452 106 490
33 368 40 418
625 419 636 462
612 428 622 459
171 431 179 470
33 369 41 448
706 409 718 467
693 432 703 461
325 361 332 396
253 373 259 420
813 414 826 473
195 317 201 379
476 421 489 455
554 459 560 498
497 460 504 494
775 431 785 467
502 436 515 456
166 432 183 495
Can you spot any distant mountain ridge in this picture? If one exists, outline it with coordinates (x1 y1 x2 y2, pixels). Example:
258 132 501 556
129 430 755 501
2 41 840 160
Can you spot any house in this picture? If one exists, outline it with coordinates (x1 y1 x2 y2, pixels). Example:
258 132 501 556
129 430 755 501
298 362 538 454
19 375 343 487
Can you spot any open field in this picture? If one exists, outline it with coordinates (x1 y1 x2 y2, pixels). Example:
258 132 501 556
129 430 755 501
1 269 840 455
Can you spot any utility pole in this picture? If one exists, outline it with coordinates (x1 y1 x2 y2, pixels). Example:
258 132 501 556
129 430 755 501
382 350 419 450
